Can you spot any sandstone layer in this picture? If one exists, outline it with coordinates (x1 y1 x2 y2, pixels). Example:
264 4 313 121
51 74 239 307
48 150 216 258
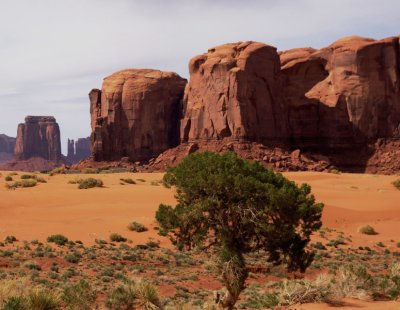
90 69 187 162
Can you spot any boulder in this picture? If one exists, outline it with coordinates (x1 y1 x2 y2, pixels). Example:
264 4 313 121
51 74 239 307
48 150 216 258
90 69 187 162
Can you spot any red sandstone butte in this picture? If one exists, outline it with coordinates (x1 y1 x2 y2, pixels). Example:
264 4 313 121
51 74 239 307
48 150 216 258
90 69 187 162
181 41 288 144
14 116 62 161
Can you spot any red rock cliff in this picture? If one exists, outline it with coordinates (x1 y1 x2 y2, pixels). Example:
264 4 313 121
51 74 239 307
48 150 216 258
14 116 62 161
90 69 187 161
281 36 400 149
181 41 288 144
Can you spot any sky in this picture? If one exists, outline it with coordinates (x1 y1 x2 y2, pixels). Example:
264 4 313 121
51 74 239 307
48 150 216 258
0 0 399 154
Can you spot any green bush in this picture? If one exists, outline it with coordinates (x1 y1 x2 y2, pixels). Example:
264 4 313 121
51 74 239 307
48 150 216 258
358 225 378 235
110 233 127 243
156 151 323 309
393 179 400 190
78 178 103 189
128 222 148 232
4 176 12 181
47 234 69 246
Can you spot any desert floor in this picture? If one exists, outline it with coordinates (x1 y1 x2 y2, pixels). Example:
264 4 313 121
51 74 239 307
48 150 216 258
0 170 399 309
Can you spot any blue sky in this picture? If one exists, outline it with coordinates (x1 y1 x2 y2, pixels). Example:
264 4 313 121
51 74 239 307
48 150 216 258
0 0 399 154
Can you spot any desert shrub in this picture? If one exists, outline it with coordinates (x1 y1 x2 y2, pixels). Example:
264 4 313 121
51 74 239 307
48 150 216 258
64 253 81 264
4 176 12 181
134 279 163 309
105 280 162 310
27 289 61 310
110 233 127 243
78 178 103 189
313 242 327 250
4 236 17 244
62 280 97 310
6 179 37 189
35 177 47 183
0 278 30 307
393 179 400 190
47 234 69 246
20 174 35 179
279 274 333 305
120 178 136 184
81 168 97 174
128 222 148 232
2 296 27 310
358 225 378 235
105 284 136 310
240 291 279 309
156 152 323 309
334 265 370 300
49 167 66 176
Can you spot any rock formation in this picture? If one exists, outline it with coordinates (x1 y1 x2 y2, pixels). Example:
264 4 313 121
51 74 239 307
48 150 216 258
181 41 288 144
84 35 400 174
281 36 400 149
67 137 91 163
14 116 62 161
90 69 186 162
0 134 16 163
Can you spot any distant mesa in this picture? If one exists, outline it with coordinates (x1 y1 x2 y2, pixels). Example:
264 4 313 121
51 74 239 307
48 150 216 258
67 137 91 164
0 134 16 163
0 116 67 171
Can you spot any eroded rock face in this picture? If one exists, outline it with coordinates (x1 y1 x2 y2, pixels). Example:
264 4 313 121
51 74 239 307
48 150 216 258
90 69 186 161
181 41 288 144
14 116 62 161
281 36 400 149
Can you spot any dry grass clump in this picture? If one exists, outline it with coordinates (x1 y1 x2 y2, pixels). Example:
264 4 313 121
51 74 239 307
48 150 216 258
358 225 378 235
105 279 163 310
279 274 334 305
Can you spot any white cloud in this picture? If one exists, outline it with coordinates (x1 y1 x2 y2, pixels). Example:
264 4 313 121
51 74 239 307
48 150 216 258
0 0 399 153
